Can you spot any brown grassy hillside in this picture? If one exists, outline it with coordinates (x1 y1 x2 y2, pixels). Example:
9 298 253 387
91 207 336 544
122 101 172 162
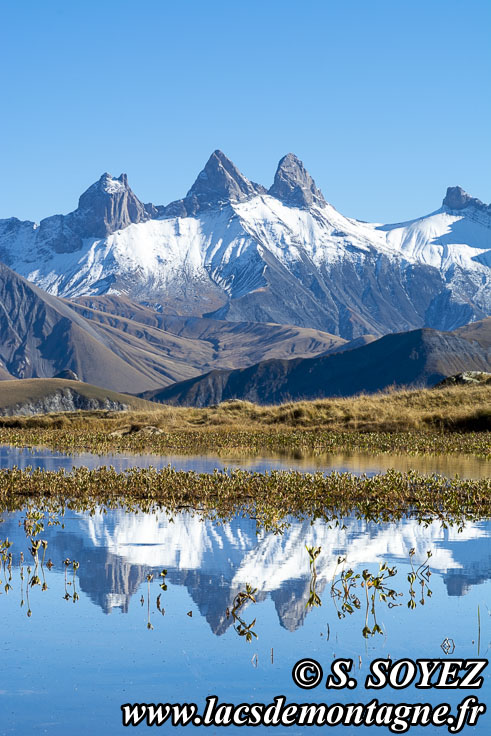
1 382 488 432
0 378 159 415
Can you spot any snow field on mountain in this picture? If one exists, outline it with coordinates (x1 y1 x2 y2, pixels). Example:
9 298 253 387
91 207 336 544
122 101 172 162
383 209 491 269
4 195 488 303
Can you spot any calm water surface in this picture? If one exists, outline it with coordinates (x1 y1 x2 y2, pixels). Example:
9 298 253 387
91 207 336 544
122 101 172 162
0 506 489 735
0 445 489 734
0 444 489 478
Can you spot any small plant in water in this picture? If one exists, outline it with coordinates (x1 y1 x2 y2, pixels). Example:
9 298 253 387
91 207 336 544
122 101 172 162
306 545 322 609
146 573 154 629
231 584 258 642
63 558 72 601
360 563 398 638
407 549 432 608
330 558 362 618
159 569 168 591
72 561 80 602
328 550 433 637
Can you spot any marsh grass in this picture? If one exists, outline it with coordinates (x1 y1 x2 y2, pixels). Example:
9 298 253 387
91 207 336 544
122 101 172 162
0 384 488 458
0 467 489 529
0 425 488 459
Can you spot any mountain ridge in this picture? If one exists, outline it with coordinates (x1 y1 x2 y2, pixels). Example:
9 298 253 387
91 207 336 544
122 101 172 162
0 151 489 339
0 378 158 416
0 263 347 392
142 319 491 406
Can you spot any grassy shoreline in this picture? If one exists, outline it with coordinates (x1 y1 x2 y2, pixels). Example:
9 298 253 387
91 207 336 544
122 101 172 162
0 425 489 459
1 383 490 431
0 384 489 458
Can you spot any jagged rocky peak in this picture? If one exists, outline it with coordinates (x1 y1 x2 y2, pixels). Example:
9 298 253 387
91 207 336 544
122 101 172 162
162 150 266 218
34 172 155 254
442 186 488 212
269 153 326 209
188 149 264 204
75 172 151 237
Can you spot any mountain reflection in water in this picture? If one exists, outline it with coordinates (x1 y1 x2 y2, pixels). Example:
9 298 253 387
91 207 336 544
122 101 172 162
1 505 490 736
1 510 490 633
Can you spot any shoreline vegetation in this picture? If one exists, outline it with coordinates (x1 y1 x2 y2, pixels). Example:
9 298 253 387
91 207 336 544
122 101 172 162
0 467 489 529
0 385 488 527
0 384 488 458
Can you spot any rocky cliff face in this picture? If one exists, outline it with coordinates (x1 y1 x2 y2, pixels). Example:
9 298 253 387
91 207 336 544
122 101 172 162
73 172 153 237
25 172 153 255
268 152 326 208
443 186 490 213
0 387 130 416
162 149 266 217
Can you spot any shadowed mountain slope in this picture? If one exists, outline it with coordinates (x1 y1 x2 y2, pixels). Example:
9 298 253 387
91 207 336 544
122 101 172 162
0 264 345 393
143 327 491 406
0 262 156 392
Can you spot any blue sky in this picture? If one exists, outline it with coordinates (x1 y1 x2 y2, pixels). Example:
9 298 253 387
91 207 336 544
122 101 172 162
1 0 490 223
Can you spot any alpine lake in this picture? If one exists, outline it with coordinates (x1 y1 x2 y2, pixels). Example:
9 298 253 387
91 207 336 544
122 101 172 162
0 445 489 735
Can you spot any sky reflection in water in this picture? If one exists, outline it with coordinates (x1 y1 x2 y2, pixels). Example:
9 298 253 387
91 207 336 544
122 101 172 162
0 504 490 735
0 444 489 478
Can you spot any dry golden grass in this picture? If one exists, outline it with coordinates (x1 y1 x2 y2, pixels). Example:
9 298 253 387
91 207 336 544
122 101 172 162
0 383 489 433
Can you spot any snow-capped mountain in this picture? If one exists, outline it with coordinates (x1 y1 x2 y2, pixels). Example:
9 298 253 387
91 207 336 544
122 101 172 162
1 151 489 338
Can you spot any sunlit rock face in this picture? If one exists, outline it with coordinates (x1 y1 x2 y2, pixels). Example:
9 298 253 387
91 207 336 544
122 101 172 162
0 153 489 337
268 152 326 209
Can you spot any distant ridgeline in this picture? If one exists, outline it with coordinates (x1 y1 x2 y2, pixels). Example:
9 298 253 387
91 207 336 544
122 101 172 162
0 151 489 339
0 151 489 401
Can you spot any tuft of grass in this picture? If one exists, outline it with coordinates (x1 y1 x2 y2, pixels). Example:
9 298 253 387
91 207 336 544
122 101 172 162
0 384 488 458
